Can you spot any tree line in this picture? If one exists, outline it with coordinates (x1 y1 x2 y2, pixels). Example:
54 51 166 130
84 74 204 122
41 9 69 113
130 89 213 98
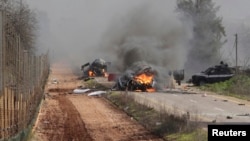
176 0 226 72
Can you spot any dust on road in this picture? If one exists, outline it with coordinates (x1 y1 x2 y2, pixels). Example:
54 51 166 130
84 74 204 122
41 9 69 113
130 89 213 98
31 63 163 141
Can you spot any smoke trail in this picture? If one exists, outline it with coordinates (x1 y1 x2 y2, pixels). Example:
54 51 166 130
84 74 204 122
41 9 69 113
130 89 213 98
100 1 191 87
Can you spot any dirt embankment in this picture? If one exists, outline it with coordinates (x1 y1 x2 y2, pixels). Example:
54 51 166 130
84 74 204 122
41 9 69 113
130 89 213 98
30 63 163 141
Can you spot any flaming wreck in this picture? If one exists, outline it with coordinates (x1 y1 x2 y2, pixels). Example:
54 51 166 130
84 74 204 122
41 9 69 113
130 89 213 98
81 58 109 79
112 62 156 92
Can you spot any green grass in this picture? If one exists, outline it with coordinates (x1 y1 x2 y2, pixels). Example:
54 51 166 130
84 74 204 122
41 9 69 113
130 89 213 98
83 79 109 90
166 129 207 141
200 74 250 100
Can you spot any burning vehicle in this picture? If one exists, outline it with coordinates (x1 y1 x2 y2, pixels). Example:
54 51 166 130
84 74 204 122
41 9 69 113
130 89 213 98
81 58 108 79
112 62 156 92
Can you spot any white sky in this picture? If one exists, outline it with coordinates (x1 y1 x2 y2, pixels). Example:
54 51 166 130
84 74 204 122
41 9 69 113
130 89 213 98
216 0 250 20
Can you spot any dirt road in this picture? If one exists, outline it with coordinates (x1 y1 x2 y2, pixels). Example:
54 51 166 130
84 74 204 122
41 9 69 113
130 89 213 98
30 63 163 141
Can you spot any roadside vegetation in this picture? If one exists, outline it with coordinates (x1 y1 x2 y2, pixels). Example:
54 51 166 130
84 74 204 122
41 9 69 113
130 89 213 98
200 74 250 100
83 78 208 140
105 92 207 141
83 78 110 90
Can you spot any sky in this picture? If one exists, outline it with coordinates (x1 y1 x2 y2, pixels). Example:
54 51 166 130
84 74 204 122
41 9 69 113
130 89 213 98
23 0 250 71
215 0 250 66
216 0 250 20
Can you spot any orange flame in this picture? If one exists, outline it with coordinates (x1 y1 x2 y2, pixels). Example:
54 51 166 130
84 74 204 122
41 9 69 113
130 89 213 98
104 72 109 77
134 73 153 84
146 88 155 92
134 73 155 92
103 69 109 77
88 70 95 77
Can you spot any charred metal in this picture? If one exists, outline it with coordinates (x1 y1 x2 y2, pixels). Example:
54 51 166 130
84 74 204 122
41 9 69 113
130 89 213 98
112 63 156 92
81 58 108 80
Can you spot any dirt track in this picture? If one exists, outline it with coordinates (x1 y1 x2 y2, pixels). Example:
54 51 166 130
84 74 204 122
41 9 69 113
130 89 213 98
31 63 163 141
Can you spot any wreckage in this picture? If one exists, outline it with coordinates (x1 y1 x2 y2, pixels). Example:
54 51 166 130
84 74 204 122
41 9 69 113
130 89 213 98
112 62 156 92
81 58 108 79
111 61 186 92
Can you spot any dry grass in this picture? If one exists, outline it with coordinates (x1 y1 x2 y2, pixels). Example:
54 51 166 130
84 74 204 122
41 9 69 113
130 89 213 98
105 92 206 140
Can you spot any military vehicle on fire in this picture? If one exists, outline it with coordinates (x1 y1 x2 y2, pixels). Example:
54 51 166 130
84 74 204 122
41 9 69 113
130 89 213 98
112 62 156 92
81 58 108 79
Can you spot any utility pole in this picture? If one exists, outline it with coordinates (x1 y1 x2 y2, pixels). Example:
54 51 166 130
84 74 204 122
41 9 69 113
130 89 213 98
235 33 238 74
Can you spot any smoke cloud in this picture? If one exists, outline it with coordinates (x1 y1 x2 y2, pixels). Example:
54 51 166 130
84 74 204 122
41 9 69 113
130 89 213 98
98 1 192 86
27 0 191 84
26 0 250 84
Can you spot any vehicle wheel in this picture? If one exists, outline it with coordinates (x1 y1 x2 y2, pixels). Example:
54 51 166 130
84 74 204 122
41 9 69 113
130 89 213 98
199 80 206 86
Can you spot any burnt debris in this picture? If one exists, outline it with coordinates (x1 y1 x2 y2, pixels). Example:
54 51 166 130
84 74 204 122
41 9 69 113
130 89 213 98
112 62 156 92
81 58 108 79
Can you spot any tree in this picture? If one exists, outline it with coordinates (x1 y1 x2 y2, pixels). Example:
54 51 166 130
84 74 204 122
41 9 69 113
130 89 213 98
176 0 226 73
12 2 37 52
0 0 37 52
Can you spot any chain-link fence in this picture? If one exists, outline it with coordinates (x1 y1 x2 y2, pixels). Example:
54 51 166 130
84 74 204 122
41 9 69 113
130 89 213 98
0 11 50 140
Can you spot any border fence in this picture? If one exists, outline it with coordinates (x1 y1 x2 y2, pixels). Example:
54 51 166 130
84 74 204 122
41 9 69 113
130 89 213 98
0 11 50 140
